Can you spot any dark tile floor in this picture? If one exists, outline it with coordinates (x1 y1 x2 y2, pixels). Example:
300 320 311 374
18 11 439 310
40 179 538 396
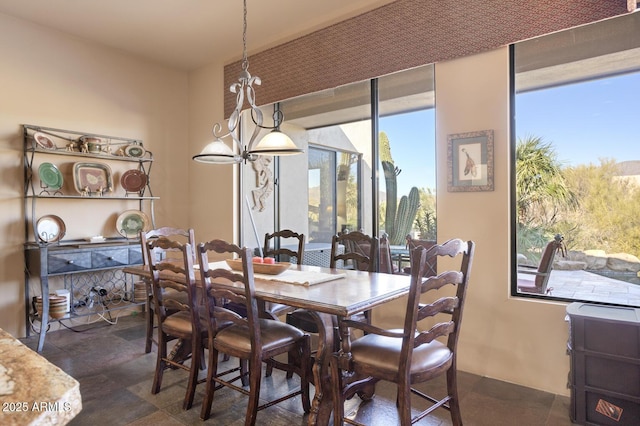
21 313 576 425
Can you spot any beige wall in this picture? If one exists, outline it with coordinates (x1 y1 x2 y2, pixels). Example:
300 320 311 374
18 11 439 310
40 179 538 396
188 61 238 250
0 13 190 337
436 48 570 395
1 12 574 397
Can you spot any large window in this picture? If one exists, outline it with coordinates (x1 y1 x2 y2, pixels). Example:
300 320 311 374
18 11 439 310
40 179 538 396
512 12 640 307
279 64 436 253
378 66 436 247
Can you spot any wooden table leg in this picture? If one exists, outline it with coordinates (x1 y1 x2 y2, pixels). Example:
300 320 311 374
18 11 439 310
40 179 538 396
306 311 335 426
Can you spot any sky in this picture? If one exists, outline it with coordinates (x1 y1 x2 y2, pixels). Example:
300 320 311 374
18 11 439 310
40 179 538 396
380 109 436 196
516 71 640 167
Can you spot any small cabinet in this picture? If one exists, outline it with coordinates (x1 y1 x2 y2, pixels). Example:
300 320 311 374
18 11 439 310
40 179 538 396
566 302 640 425
22 124 159 352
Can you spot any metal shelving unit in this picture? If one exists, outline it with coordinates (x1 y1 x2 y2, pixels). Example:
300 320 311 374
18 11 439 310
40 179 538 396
22 124 158 352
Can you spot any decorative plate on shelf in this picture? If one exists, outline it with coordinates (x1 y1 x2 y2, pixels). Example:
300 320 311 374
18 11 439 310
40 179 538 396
120 169 147 193
36 214 66 243
124 144 146 158
116 210 150 238
33 132 56 150
38 162 63 190
225 259 291 275
73 162 112 194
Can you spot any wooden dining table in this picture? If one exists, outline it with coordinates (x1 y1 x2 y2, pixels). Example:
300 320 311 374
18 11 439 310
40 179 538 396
124 262 411 426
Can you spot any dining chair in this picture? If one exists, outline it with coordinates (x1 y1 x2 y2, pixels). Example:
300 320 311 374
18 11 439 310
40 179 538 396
286 230 378 335
140 226 196 353
379 233 398 274
403 234 438 277
331 229 379 272
330 238 475 426
263 229 305 264
517 234 565 295
197 239 311 424
146 237 206 411
262 229 305 319
262 229 305 376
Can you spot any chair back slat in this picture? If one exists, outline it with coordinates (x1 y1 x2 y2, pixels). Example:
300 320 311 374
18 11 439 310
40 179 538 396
416 296 459 321
421 271 464 292
413 321 456 348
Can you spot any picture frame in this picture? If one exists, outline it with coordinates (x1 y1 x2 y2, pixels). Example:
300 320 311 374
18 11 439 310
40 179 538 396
447 129 494 192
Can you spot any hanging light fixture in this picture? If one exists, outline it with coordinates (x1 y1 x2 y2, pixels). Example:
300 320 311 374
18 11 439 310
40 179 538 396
193 0 303 164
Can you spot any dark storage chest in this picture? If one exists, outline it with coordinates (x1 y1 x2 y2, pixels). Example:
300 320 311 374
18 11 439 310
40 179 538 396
566 302 640 425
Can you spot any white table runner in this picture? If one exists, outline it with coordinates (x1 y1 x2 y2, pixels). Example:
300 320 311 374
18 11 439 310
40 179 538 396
202 261 345 286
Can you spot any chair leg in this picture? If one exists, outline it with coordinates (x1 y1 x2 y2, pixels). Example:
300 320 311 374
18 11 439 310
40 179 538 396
265 359 274 377
299 335 311 413
446 367 462 426
151 332 166 394
330 354 345 425
245 357 262 426
396 379 412 426
201 344 219 420
240 358 249 387
183 337 200 410
145 296 154 353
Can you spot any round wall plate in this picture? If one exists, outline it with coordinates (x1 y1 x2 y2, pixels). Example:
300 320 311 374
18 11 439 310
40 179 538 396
33 132 56 149
38 162 63 190
36 215 66 243
116 210 150 238
124 144 146 158
120 169 147 193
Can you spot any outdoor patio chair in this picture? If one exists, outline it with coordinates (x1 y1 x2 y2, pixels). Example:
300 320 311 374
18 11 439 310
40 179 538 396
517 234 566 295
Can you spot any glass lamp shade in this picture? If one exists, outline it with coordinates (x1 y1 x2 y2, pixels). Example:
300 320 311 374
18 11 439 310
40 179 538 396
192 138 240 164
249 130 303 156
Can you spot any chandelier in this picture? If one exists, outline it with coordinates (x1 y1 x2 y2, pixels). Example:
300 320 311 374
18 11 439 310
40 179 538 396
193 0 303 164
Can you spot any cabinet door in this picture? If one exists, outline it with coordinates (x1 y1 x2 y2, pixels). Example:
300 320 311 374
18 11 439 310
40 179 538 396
128 246 143 265
91 248 128 268
48 252 92 274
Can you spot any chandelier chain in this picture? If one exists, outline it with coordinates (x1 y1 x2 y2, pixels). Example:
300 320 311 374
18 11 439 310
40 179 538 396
242 0 248 71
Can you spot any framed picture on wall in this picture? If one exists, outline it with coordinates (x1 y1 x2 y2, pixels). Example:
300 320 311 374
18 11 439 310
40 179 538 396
447 129 494 192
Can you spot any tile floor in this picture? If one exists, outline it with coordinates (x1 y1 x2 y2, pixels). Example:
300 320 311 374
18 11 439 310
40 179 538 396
21 313 576 425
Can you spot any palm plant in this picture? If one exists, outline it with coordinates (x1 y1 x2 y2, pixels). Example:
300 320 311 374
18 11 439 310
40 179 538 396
516 136 577 227
516 135 577 257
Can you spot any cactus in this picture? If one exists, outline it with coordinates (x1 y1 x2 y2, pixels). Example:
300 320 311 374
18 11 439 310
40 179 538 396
394 187 420 244
380 132 420 245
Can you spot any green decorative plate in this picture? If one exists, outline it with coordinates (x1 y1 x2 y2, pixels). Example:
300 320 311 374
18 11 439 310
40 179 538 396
124 144 146 158
116 210 150 239
38 162 63 190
